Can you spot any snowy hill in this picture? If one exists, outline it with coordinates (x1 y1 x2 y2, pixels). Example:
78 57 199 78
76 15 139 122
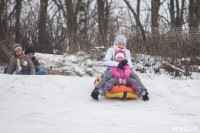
1 51 200 79
0 74 200 133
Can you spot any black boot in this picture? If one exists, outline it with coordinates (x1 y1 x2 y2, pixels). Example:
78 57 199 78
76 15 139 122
91 88 99 100
142 91 149 101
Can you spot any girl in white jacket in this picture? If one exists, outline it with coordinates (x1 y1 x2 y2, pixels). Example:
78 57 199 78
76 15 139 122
91 35 149 101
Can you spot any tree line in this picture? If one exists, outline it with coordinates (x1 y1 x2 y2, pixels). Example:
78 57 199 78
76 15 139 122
0 0 200 64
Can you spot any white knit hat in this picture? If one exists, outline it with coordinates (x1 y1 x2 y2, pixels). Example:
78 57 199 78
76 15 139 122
114 35 126 45
15 46 22 51
12 44 23 56
115 53 125 59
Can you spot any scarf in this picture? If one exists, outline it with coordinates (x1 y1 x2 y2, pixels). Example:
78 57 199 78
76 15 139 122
15 54 27 71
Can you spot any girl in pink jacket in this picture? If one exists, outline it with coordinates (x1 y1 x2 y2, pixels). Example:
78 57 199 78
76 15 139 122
110 49 131 85
98 49 146 97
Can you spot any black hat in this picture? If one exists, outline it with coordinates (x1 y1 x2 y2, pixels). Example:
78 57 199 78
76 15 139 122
25 46 35 55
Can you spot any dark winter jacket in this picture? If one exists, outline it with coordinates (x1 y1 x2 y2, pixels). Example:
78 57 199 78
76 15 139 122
31 56 40 67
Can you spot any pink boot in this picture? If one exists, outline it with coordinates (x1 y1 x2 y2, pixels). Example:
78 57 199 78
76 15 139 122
118 78 122 84
121 79 126 85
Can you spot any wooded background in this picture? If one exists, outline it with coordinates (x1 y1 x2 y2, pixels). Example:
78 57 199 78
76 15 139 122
0 0 200 64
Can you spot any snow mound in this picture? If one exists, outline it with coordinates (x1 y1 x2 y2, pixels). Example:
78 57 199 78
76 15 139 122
35 52 105 77
34 52 200 79
1 51 199 80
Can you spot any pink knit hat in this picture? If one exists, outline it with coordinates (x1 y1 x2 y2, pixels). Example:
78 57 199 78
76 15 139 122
114 49 126 61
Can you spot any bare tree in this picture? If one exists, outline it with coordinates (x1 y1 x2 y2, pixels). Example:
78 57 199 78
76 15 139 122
78 0 88 50
151 0 160 33
123 0 146 44
97 0 111 47
38 0 48 53
15 0 22 43
0 0 14 64
189 0 200 32
53 0 80 53
136 0 141 27
0 0 7 39
66 0 79 53
169 0 185 27
1 0 200 65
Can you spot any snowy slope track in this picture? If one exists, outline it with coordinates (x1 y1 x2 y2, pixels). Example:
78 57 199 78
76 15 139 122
0 74 200 133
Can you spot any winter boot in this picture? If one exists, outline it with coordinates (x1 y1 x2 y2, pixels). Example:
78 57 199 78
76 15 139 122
118 78 123 84
91 88 100 100
121 79 126 85
142 91 149 101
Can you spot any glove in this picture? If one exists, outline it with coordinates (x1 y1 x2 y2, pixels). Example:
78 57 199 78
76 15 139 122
121 59 128 66
118 63 124 70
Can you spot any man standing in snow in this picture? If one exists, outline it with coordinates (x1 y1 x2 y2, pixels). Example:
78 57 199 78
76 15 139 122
91 35 149 101
6 44 36 75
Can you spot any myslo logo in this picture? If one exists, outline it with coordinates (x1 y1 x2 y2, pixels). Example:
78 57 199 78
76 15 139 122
172 126 198 132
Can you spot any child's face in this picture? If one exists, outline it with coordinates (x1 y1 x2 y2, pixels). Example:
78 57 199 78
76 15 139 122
117 43 125 49
117 56 123 61
15 49 23 57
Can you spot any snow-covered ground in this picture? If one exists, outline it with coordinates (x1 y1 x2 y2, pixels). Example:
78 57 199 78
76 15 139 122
0 52 199 132
0 74 200 133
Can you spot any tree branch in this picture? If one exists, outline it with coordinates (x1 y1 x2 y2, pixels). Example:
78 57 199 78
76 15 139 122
123 0 146 41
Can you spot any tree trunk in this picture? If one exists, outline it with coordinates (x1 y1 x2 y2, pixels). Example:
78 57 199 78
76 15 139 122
175 0 184 27
38 0 48 53
78 0 87 51
189 0 200 32
179 0 185 26
104 0 110 47
170 0 184 28
136 0 140 27
151 0 160 34
15 0 22 44
195 0 200 26
0 0 7 39
66 0 78 53
189 0 195 33
97 0 104 46
97 0 110 47
169 0 175 27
